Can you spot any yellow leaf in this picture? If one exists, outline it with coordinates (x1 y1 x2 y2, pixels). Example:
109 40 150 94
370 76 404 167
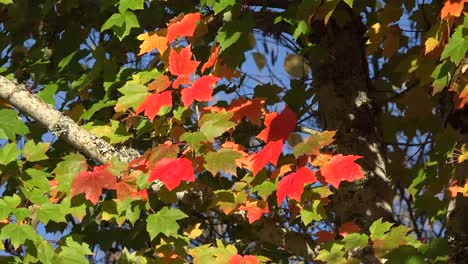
184 223 203 239
137 31 168 56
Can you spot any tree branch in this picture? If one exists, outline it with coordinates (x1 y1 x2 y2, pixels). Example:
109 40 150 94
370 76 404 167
0 76 138 164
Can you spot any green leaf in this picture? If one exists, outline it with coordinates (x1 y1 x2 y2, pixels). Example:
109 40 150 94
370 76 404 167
118 248 148 264
0 223 39 248
369 218 393 240
80 100 116 121
293 20 309 40
343 0 354 7
0 0 13 4
316 243 346 264
250 181 276 200
440 19 468 64
199 112 236 141
37 83 58 105
0 142 21 165
58 237 93 264
300 200 326 225
342 233 369 250
118 0 144 13
53 154 87 194
293 130 336 157
205 149 242 175
101 13 124 32
37 199 70 224
213 0 236 14
23 140 50 162
117 82 148 111
147 207 188 239
385 245 426 264
0 194 21 220
180 131 208 150
430 60 456 94
0 109 29 140
114 10 140 40
25 169 51 192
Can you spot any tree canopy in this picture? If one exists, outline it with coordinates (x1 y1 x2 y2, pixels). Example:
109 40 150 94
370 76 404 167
0 0 467 263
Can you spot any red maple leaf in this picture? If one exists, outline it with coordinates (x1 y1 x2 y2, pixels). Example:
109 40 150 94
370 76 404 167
257 106 296 142
238 201 269 223
168 45 200 76
339 222 361 238
147 157 195 191
440 0 467 19
181 75 220 107
201 45 219 73
166 13 201 42
316 231 335 243
115 181 136 201
241 140 283 176
136 91 172 121
276 167 317 204
172 74 191 89
130 189 148 200
320 154 365 188
228 97 264 126
229 255 259 264
71 164 117 205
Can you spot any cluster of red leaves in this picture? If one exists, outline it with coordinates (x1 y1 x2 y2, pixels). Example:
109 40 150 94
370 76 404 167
229 254 259 264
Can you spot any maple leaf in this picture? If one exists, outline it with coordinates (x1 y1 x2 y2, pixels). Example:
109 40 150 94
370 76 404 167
166 13 201 42
339 222 361 238
148 157 195 191
238 201 269 223
115 181 136 201
315 231 335 243
147 75 171 92
168 45 200 76
320 154 365 188
201 45 219 73
257 107 296 142
228 97 264 126
440 0 467 19
136 91 172 121
130 189 148 200
229 255 259 264
181 75 220 107
276 167 317 204
241 140 283 176
137 31 168 56
172 74 191 89
71 164 117 205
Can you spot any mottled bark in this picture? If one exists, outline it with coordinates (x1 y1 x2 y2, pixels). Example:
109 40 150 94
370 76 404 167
0 76 138 164
310 5 393 229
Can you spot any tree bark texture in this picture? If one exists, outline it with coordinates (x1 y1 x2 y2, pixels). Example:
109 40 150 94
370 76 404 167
0 76 137 164
310 5 393 229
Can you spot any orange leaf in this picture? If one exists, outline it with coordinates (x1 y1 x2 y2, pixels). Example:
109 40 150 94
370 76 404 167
148 158 195 191
257 107 296 143
229 255 259 264
228 97 265 126
276 167 317 204
320 154 365 188
137 31 168 56
71 164 117 205
136 91 172 122
147 75 171 92
167 13 201 42
238 201 269 223
241 140 283 176
440 0 467 19
181 75 220 107
201 45 220 73
169 45 200 76
339 222 361 237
